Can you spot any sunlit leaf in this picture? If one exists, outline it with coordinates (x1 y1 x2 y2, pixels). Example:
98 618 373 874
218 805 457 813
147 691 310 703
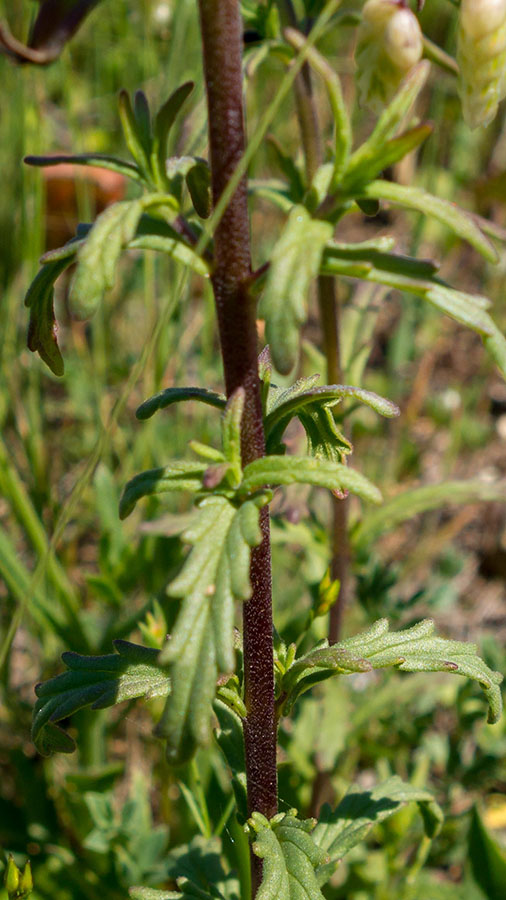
156 494 265 764
313 776 443 883
32 641 170 756
240 455 382 504
250 811 328 900
281 618 503 720
264 379 399 455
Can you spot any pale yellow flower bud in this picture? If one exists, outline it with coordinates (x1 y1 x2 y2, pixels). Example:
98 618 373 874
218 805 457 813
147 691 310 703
458 0 506 127
355 0 423 113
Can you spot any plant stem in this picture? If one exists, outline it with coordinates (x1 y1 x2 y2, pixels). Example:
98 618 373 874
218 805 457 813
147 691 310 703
197 0 277 890
318 278 349 644
282 11 350 643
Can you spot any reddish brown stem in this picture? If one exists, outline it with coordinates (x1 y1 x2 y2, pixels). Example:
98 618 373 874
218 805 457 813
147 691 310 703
197 0 277 892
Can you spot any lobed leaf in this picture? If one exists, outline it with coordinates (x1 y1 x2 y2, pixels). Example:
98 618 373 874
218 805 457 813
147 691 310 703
250 811 328 900
32 641 170 756
136 387 226 421
281 619 503 722
258 205 333 374
313 776 443 883
264 381 399 454
119 461 206 519
156 495 265 764
240 455 382 504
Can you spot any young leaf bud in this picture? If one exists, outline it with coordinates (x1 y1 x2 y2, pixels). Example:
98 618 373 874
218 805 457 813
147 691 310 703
457 0 506 128
355 0 424 113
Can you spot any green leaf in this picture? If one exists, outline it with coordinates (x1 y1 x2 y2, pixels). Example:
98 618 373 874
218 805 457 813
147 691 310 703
119 90 152 177
240 455 382 504
119 461 206 519
136 387 226 421
298 407 352 465
165 836 238 900
213 699 248 823
267 135 306 203
186 161 212 219
128 225 210 277
354 479 506 548
134 90 152 156
249 811 328 900
69 193 176 318
156 495 264 764
468 806 506 900
346 61 430 176
129 889 180 900
360 180 498 264
320 245 506 365
24 256 71 376
258 206 333 374
222 389 244 484
312 776 443 883
24 152 143 184
342 124 433 193
264 380 399 454
281 619 503 722
484 321 506 379
152 82 194 185
32 641 170 756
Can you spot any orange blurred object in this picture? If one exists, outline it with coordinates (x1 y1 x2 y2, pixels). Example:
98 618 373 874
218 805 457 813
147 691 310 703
43 164 126 249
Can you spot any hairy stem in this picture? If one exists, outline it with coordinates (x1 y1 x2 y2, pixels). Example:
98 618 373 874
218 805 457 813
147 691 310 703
282 8 350 643
197 0 277 890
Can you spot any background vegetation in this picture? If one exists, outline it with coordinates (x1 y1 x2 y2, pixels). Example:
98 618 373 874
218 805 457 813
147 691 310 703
0 1 505 898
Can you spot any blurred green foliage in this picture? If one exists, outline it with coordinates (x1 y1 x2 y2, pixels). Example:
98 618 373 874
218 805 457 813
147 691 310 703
1 1 506 899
